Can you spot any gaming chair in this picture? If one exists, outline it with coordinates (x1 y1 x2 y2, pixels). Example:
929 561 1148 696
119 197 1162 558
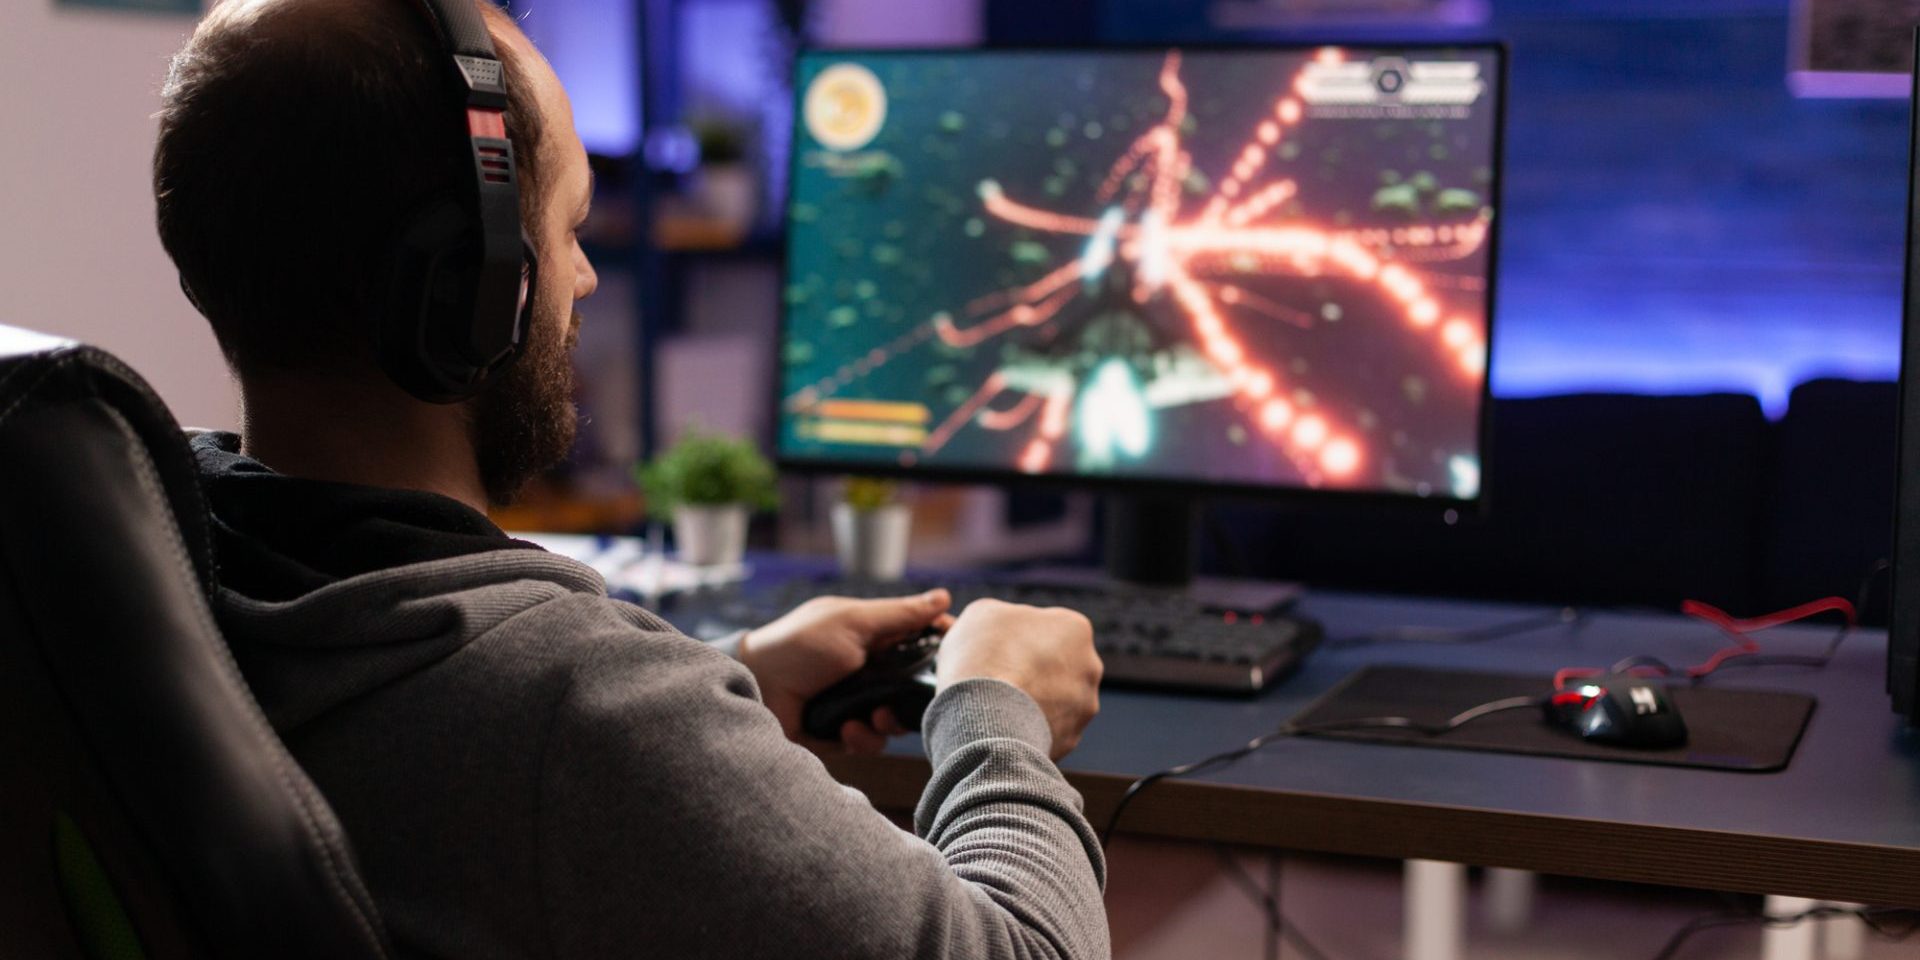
0 324 391 959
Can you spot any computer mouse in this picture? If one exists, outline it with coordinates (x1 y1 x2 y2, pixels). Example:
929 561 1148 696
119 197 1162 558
1556 680 1688 749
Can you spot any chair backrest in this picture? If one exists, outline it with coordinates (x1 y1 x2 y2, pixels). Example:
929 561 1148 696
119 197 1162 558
0 326 391 960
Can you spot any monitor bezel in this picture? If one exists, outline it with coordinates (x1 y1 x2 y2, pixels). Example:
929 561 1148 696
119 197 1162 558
773 40 1509 512
1885 28 1920 725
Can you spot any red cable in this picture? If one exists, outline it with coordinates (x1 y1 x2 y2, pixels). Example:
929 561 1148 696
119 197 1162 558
1553 596 1855 689
1680 596 1856 635
1678 596 1854 679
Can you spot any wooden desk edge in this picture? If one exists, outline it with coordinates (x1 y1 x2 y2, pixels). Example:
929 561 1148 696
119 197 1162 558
821 752 1920 906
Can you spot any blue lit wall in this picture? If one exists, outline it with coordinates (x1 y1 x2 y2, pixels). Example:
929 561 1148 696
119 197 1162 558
1095 0 1910 413
537 0 1910 414
516 0 641 157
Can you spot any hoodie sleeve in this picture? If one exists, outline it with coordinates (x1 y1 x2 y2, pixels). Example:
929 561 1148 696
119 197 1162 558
532 602 1109 960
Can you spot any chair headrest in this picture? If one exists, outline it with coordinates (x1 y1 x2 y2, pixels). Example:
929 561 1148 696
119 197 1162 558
0 326 217 595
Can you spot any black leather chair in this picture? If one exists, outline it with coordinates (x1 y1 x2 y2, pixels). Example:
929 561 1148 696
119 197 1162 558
0 326 390 959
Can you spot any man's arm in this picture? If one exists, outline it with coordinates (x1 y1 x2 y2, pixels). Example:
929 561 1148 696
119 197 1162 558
533 604 1109 960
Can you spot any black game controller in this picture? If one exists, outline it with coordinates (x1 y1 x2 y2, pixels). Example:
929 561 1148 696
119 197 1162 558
801 628 941 742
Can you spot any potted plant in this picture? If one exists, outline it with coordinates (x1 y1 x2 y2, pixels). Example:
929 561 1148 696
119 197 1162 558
636 430 777 567
833 476 912 582
691 115 757 236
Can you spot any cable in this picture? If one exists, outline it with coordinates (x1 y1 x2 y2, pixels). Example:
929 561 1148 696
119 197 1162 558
1328 606 1585 649
1100 695 1544 848
1650 903 1920 960
1677 596 1855 676
1554 587 1868 692
1210 845 1340 960
1557 559 1890 691
1265 852 1283 960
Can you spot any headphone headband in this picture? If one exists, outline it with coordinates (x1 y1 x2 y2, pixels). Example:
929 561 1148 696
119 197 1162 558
379 0 535 403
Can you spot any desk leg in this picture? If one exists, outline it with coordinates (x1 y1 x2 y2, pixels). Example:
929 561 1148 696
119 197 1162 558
1820 901 1864 960
1405 859 1466 960
1482 867 1536 933
1762 896 1818 960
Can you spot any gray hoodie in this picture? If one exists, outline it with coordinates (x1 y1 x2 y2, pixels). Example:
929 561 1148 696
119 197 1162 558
211 546 1110 959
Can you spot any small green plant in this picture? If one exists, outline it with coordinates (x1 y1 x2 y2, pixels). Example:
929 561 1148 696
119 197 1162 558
636 430 777 519
842 476 900 512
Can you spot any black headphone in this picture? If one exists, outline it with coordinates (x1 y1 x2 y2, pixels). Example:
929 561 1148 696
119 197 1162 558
379 0 537 403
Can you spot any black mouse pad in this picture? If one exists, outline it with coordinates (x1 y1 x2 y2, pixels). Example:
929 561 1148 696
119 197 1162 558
1288 665 1816 772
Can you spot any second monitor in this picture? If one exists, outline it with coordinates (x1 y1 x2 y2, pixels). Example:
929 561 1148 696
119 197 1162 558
779 44 1504 504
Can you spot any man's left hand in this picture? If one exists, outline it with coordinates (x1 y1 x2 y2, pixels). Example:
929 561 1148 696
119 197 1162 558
739 589 953 754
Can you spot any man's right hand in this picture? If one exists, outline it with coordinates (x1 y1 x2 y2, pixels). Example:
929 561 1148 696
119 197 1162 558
935 599 1102 760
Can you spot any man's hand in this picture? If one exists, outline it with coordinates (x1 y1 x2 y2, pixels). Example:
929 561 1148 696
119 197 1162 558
740 589 953 754
936 599 1102 760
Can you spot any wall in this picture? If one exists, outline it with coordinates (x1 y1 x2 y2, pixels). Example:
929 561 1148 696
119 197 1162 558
1097 0 1910 415
813 0 982 46
0 2 236 428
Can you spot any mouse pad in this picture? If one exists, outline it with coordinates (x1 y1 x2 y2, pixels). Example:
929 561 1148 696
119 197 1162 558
1288 665 1816 772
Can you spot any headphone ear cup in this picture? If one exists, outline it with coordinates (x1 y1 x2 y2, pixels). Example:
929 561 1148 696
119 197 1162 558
383 199 480 402
382 203 532 403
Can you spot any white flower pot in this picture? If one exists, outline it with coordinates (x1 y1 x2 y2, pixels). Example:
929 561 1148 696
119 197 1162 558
832 502 912 582
698 164 758 234
675 503 749 567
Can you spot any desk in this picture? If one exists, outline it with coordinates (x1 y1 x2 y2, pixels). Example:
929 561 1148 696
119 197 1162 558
665 565 1920 907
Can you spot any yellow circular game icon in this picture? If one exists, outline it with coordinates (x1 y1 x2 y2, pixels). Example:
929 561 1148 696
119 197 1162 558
804 63 888 152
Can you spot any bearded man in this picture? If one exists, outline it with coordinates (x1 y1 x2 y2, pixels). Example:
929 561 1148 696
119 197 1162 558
153 1 1109 956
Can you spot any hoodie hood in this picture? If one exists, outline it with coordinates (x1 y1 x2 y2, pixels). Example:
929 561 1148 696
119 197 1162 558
190 430 542 603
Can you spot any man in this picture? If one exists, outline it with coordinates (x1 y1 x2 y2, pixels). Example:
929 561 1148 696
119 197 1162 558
152 0 1109 957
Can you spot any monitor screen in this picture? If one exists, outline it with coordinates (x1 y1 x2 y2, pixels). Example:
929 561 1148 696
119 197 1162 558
778 45 1503 500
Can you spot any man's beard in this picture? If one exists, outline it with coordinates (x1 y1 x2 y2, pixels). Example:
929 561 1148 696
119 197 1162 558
470 306 581 507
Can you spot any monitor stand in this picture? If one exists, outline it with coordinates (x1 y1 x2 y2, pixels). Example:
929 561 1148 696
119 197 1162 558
1018 493 1302 614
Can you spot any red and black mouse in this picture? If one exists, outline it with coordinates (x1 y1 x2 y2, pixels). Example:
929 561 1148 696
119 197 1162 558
1546 678 1688 749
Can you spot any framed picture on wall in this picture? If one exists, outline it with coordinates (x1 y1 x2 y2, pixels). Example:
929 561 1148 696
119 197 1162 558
1209 0 1489 31
1790 0 1920 97
55 0 199 14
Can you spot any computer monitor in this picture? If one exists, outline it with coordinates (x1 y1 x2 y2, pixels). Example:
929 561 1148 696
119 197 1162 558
779 44 1502 496
777 44 1504 582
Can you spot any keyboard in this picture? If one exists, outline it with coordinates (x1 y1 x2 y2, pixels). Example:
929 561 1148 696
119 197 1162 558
686 576 1321 694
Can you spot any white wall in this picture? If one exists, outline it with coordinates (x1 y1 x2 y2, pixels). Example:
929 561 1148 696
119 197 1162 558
0 2 237 429
0 0 984 432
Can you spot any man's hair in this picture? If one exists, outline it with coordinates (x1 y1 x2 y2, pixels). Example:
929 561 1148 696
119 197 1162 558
155 0 546 379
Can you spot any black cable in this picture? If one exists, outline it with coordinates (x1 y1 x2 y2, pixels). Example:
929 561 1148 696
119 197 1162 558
1648 910 1768 960
1650 903 1920 960
1265 852 1282 960
1211 845 1339 960
1213 848 1281 959
1101 696 1544 848
1328 607 1586 649
1606 653 1676 676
